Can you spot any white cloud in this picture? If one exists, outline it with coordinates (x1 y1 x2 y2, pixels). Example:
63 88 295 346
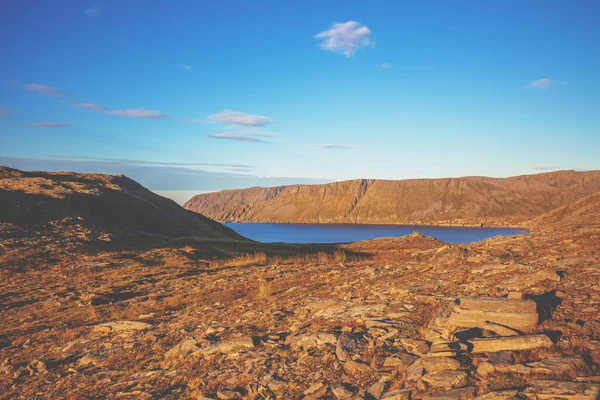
207 133 270 143
314 21 373 57
28 122 70 128
526 78 557 89
378 63 392 68
109 108 166 119
76 102 108 111
180 64 194 71
23 83 62 95
309 144 363 150
85 3 100 16
206 110 272 126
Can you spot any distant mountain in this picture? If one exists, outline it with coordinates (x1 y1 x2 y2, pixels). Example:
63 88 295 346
526 191 600 231
184 170 600 227
0 166 245 240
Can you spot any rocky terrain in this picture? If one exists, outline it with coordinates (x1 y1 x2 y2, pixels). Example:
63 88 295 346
2 168 600 399
184 170 600 227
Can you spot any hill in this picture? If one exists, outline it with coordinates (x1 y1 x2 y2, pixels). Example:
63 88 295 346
527 191 600 231
0 166 244 241
184 170 600 226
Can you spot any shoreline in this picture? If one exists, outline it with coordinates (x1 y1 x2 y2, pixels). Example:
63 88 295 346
217 219 528 230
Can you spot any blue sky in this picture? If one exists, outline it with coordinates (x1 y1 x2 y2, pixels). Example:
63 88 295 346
1 1 599 201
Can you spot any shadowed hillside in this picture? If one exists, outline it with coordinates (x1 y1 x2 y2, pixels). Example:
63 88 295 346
0 166 245 241
184 170 600 227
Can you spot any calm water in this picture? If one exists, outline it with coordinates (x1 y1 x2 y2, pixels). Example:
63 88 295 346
224 222 527 244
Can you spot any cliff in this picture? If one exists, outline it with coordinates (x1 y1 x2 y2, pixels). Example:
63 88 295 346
184 170 600 226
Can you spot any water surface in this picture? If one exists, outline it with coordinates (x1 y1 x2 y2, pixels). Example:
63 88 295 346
224 222 527 244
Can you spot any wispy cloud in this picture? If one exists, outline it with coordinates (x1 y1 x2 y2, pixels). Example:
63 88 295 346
179 64 194 71
378 63 392 68
84 3 100 16
0 156 326 192
23 83 62 95
28 122 70 128
525 78 564 89
309 144 364 150
206 110 272 126
532 164 558 170
0 109 11 116
109 108 166 119
207 133 271 143
76 102 109 111
314 21 373 57
48 155 254 169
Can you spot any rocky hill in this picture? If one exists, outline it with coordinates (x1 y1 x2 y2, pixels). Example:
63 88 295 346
527 191 600 231
0 166 244 240
184 170 600 226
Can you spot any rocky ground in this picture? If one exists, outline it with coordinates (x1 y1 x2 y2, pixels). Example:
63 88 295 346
1 218 600 399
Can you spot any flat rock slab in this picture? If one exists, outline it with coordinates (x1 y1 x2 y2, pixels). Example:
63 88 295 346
92 320 152 335
448 297 539 334
196 337 255 356
422 357 460 373
422 386 477 400
382 389 413 400
287 333 337 351
422 370 468 389
526 356 588 377
468 334 552 354
499 270 560 291
524 380 600 399
475 390 519 399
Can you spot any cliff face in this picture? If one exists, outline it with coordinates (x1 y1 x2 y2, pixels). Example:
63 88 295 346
0 166 245 240
184 170 600 226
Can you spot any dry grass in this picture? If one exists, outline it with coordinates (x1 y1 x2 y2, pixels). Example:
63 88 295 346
218 252 267 268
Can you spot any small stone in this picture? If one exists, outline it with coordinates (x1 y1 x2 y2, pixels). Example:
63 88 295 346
368 382 386 399
336 332 367 362
507 292 524 300
216 390 242 400
406 359 424 381
422 370 468 389
331 384 353 399
304 382 328 399
344 360 371 374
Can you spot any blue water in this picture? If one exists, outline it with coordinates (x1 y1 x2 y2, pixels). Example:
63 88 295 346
224 222 527 244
